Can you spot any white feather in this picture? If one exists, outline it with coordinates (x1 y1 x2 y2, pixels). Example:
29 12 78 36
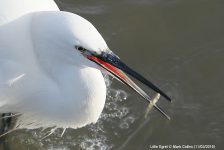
0 0 108 130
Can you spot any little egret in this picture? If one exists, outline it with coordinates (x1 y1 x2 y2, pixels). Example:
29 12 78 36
0 0 171 135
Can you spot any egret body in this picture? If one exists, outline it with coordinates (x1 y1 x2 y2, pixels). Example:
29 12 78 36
0 0 171 132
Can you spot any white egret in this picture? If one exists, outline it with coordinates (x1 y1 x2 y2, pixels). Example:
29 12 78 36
0 0 171 134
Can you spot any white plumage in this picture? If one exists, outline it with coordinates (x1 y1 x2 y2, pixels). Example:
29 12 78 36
0 0 107 130
0 0 171 134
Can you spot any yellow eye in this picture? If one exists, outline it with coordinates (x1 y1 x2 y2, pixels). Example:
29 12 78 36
75 46 86 51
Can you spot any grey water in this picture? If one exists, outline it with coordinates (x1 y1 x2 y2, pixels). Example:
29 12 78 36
1 0 224 149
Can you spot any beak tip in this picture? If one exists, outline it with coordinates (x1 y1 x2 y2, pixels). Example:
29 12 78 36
167 116 171 120
163 94 172 102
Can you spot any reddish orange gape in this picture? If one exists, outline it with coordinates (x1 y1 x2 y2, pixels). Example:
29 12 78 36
85 54 171 120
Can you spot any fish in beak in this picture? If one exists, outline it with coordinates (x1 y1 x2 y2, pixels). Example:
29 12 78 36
85 50 171 119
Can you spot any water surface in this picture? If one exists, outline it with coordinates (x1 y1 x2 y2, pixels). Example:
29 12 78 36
1 0 224 149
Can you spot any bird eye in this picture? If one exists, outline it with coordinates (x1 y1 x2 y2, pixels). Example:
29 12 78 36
75 46 86 52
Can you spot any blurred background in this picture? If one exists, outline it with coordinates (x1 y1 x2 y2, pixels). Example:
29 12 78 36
1 0 224 149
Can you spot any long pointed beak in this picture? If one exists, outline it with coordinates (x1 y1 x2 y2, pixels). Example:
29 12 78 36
85 51 171 119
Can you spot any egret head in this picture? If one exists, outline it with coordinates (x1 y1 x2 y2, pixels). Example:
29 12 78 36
32 11 171 119
31 11 107 68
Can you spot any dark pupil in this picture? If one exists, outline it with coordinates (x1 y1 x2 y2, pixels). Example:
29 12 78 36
78 47 83 51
